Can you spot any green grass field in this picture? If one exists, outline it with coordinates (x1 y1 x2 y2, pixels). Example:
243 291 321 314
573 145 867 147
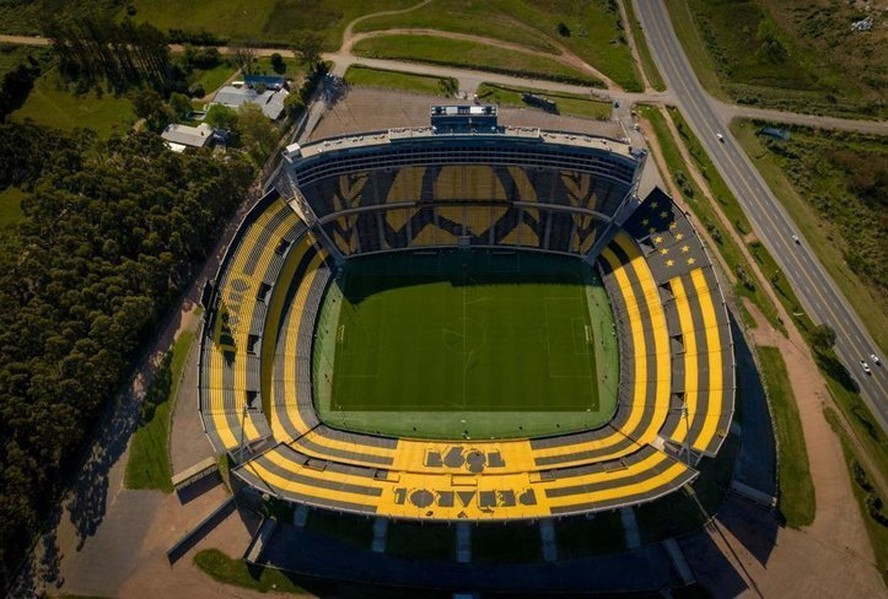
11 71 136 138
353 0 642 91
313 250 618 439
476 83 611 121
351 34 603 87
344 65 452 96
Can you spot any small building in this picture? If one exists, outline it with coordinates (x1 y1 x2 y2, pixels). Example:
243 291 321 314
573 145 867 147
244 74 288 90
160 122 214 153
213 85 290 120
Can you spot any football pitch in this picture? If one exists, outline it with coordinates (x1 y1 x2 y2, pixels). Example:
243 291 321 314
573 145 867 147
312 250 618 439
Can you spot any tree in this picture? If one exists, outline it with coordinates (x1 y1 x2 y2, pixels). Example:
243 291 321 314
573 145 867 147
168 92 192 119
283 93 305 119
270 52 285 74
237 102 278 163
130 88 171 132
232 44 256 77
811 324 837 352
293 32 324 70
437 77 458 97
205 104 239 130
557 22 571 37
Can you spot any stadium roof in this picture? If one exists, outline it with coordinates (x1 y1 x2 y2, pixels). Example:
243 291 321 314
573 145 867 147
291 126 638 160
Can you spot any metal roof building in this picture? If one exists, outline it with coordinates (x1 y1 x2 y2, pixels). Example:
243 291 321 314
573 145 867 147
213 85 289 120
160 122 213 152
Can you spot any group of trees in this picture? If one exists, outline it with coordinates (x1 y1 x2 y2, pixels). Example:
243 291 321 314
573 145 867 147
45 15 172 94
0 123 254 591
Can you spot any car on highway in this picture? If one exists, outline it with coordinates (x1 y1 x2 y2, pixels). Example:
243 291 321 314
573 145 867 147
871 353 882 366
716 133 724 142
860 360 872 375
791 234 800 244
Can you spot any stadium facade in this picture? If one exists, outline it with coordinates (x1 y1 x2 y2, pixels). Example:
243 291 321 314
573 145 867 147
197 106 735 521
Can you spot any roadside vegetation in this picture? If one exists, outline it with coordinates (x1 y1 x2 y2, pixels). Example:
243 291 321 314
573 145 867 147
476 83 611 121
730 120 888 358
620 0 665 91
756 346 815 527
824 408 888 586
665 0 888 118
125 330 197 492
352 34 603 87
344 65 455 97
353 0 642 91
194 549 307 593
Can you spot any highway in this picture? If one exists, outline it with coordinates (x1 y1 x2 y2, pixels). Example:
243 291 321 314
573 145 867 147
635 0 888 430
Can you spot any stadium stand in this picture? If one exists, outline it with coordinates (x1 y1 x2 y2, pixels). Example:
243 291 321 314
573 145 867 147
199 117 735 521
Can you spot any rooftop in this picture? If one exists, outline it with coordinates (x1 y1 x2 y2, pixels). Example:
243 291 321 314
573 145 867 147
213 85 289 120
160 122 213 149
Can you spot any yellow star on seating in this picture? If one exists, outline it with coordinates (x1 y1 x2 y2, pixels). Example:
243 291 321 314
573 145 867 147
648 226 656 234
660 247 669 255
674 232 684 241
687 257 696 265
642 218 650 226
665 259 675 267
681 245 690 253
650 201 659 209
669 222 678 230
653 235 664 244
659 211 668 219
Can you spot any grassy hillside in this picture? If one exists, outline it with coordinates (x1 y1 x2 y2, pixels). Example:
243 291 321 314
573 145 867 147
352 34 603 87
666 0 888 118
731 120 888 356
354 0 643 91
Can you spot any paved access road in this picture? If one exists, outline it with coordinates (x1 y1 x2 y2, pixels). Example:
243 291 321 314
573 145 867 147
635 0 888 430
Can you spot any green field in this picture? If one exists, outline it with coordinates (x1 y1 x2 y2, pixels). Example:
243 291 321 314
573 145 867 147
351 34 603 87
344 65 452 96
476 83 611 121
313 250 618 439
353 0 642 91
11 71 136 138
665 0 887 117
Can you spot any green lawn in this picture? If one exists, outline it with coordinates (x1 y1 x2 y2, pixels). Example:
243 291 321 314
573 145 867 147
193 549 307 593
351 34 603 87
130 0 416 48
344 65 451 96
125 330 196 492
188 61 238 98
476 83 611 121
353 0 642 91
313 250 617 439
0 43 43 78
11 71 136 138
757 346 814 527
0 187 26 228
730 120 888 359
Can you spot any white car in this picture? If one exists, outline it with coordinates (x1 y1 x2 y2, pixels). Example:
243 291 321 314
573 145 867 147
716 133 725 142
871 354 882 366
860 360 872 375
791 234 800 244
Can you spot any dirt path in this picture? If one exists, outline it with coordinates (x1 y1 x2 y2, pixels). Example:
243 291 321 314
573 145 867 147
340 0 433 50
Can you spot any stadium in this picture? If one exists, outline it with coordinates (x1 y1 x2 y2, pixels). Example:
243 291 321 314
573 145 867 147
197 105 735 522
